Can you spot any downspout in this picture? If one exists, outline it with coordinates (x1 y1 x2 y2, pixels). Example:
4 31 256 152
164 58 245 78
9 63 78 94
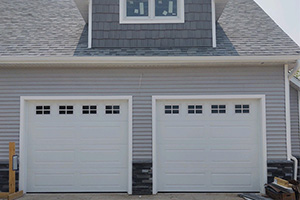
88 0 92 48
289 59 300 80
286 63 299 180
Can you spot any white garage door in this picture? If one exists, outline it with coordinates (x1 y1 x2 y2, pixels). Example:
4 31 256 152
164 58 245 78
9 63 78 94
156 99 261 192
26 99 129 192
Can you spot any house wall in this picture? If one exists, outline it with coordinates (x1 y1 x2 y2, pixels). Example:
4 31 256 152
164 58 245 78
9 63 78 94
0 65 287 162
92 0 212 48
290 86 300 156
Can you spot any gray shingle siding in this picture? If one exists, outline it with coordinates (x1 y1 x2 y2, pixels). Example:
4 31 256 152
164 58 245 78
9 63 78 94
92 0 213 48
0 65 287 161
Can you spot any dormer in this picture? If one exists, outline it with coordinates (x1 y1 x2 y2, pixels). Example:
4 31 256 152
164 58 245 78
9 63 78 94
74 0 229 48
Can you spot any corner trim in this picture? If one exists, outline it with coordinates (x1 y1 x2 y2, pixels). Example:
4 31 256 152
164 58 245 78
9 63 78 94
211 0 217 48
285 65 292 160
152 95 267 194
19 96 133 194
88 0 92 48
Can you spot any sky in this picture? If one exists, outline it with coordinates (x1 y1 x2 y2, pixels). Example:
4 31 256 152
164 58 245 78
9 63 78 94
254 0 300 47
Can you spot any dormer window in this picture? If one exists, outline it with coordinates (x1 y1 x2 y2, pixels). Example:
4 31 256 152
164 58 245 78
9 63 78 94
120 0 185 24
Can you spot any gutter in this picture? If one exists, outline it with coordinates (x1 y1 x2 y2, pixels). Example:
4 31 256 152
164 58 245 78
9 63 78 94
0 56 299 65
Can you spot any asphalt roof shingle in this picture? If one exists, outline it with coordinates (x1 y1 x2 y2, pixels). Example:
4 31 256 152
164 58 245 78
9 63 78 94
0 0 299 57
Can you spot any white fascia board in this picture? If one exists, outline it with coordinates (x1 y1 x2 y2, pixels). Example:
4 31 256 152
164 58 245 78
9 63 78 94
0 56 299 66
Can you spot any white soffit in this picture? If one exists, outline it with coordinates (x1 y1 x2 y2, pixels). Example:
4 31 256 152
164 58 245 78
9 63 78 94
73 0 229 23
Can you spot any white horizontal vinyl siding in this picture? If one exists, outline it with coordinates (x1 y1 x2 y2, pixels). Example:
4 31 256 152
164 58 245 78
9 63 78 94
0 65 286 161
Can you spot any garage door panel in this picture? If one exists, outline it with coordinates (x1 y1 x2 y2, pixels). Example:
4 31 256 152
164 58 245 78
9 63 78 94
79 127 127 141
30 127 76 139
211 173 252 187
79 147 127 164
158 125 206 140
159 173 206 189
33 150 76 163
157 99 261 192
32 173 76 187
210 125 254 139
160 149 205 163
26 99 129 192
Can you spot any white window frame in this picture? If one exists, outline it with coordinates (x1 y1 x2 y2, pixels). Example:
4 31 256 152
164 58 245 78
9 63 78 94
120 0 185 24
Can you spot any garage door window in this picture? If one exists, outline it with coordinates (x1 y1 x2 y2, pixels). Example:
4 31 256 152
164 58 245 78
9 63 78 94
188 105 202 114
36 106 50 115
106 105 120 114
165 105 179 114
211 105 226 114
59 105 73 115
235 105 250 114
82 105 97 114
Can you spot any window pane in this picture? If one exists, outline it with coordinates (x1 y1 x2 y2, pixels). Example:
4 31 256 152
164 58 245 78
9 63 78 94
90 110 97 114
243 105 249 109
155 0 177 17
188 110 194 114
196 105 202 109
165 110 172 114
196 110 202 114
173 110 179 114
113 110 120 114
165 105 172 109
113 105 120 110
127 0 149 17
219 110 226 114
173 105 179 109
188 105 194 109
36 111 43 115
106 110 113 114
243 110 250 113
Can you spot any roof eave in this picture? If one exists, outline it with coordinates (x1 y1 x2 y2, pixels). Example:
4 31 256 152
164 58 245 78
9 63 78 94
0 56 299 66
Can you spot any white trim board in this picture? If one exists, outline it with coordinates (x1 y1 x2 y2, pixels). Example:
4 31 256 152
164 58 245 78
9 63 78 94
19 96 133 194
285 65 292 160
152 95 267 194
0 56 299 66
88 0 92 48
211 0 217 48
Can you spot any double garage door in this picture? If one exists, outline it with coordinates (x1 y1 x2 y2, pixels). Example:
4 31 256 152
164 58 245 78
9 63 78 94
24 97 261 193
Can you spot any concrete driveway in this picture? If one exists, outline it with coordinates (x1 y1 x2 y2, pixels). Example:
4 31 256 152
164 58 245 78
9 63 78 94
17 193 242 200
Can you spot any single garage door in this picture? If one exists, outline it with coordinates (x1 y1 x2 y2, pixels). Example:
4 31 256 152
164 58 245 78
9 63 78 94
156 99 261 192
26 99 129 192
